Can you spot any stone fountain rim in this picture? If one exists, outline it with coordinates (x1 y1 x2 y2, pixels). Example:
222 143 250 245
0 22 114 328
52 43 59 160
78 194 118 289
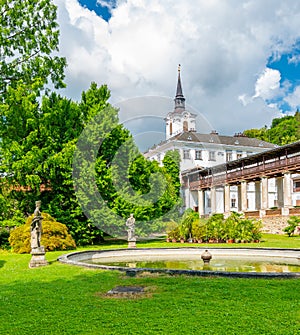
57 247 300 279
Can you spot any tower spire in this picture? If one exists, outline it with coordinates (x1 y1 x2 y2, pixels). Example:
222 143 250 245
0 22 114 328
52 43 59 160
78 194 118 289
174 64 185 111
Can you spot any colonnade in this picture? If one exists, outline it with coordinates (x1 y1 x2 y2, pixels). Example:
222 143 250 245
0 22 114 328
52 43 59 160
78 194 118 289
197 172 293 217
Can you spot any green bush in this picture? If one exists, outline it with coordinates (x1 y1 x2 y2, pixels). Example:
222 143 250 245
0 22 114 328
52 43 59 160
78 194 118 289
167 226 180 241
9 213 76 253
206 214 225 241
283 216 300 237
191 220 207 241
179 209 199 240
167 211 262 243
0 229 10 249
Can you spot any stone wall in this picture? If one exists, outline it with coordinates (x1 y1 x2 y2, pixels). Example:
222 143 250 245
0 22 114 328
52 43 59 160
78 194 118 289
261 216 290 234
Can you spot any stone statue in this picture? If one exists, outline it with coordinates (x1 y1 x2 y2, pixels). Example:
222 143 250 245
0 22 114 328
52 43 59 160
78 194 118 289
126 214 136 241
29 200 48 268
126 214 136 248
30 200 43 250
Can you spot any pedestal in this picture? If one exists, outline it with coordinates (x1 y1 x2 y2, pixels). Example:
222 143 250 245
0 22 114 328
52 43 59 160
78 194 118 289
29 246 48 268
128 240 136 248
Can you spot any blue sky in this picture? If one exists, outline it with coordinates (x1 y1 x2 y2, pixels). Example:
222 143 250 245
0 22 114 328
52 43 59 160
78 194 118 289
56 0 300 137
78 0 115 21
266 46 300 113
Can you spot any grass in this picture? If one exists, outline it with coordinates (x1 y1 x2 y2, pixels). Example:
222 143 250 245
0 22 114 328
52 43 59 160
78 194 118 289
0 234 299 335
134 233 300 249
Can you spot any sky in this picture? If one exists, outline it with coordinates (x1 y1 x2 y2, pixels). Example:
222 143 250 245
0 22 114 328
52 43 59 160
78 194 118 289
54 0 300 146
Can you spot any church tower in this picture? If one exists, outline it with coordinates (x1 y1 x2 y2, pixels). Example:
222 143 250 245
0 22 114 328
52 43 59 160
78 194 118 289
165 65 197 140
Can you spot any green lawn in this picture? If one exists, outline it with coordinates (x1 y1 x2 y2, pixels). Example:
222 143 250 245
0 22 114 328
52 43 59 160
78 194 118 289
0 234 299 335
135 233 300 249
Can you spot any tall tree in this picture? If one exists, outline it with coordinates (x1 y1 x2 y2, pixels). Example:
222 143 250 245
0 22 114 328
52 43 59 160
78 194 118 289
0 0 66 97
243 111 300 145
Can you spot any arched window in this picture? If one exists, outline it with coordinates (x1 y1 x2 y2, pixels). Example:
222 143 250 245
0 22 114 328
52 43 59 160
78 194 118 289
169 122 173 135
183 120 188 131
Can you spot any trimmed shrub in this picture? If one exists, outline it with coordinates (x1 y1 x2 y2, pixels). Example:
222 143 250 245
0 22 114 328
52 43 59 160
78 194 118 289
9 213 76 254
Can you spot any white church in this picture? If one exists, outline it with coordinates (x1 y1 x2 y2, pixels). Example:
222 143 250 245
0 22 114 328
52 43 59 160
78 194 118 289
144 65 279 214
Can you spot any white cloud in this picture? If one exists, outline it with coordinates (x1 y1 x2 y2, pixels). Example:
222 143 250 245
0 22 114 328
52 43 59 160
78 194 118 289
288 54 300 65
285 86 300 109
253 68 281 100
97 0 115 11
54 0 300 135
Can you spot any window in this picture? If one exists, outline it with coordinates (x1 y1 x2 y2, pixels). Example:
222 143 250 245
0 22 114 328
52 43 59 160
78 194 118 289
183 149 190 159
207 197 211 208
157 153 161 162
231 198 236 208
195 150 202 160
237 151 243 159
183 120 188 131
294 181 300 192
226 150 232 162
209 151 216 161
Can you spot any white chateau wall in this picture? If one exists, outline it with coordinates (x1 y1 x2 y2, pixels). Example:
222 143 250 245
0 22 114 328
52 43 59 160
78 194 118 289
145 141 269 172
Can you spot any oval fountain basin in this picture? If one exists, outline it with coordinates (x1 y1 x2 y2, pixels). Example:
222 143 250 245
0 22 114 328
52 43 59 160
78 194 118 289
58 248 300 278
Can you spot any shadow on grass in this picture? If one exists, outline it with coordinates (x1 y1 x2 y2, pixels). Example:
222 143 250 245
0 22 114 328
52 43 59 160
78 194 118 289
0 260 5 268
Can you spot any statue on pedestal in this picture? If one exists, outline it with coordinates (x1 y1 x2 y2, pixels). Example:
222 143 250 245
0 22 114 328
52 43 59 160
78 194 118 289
29 200 48 268
30 200 43 250
126 214 136 248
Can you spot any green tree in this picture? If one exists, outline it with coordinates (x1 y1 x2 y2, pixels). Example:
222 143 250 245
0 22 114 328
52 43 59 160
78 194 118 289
243 111 300 145
0 83 111 245
74 103 182 237
243 127 268 142
1 81 182 243
162 150 181 196
0 0 66 97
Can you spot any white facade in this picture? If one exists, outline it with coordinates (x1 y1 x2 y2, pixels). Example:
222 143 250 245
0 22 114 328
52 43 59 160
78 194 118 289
144 66 278 214
165 111 197 139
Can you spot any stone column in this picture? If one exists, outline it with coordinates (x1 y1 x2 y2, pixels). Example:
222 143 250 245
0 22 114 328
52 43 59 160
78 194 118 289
282 172 292 215
198 189 205 217
254 180 261 210
210 187 216 214
241 180 248 212
276 176 284 208
261 176 269 210
237 184 242 211
224 184 231 214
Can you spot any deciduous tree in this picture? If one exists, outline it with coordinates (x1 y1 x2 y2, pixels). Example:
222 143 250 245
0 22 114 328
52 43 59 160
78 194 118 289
0 0 66 97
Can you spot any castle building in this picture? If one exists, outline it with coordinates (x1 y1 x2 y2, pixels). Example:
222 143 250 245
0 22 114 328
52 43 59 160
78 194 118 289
144 65 278 213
